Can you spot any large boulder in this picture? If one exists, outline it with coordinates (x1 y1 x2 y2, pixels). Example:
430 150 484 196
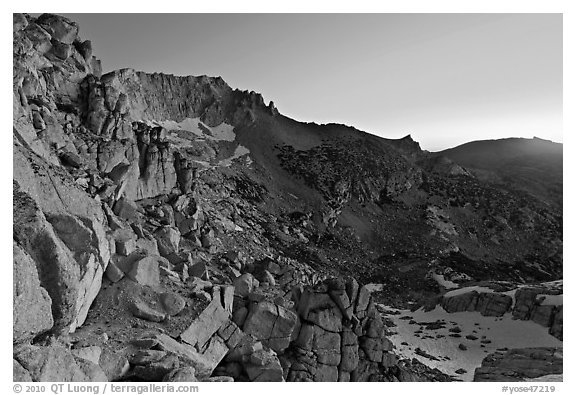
287 279 397 382
245 349 284 382
14 343 105 382
13 176 109 333
13 14 29 32
36 14 78 44
132 354 180 381
98 348 130 381
476 292 513 317
163 367 197 382
233 273 259 298
340 328 360 372
512 288 541 320
549 306 562 340
126 256 161 287
13 242 54 343
243 301 298 352
295 324 341 367
154 226 181 258
160 292 187 316
13 360 32 382
179 296 230 349
112 197 140 222
530 305 556 327
137 334 218 379
441 291 479 313
297 289 343 332
474 348 563 382
130 299 166 322
22 22 53 54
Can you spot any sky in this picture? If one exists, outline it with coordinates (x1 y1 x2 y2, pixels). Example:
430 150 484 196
62 13 562 151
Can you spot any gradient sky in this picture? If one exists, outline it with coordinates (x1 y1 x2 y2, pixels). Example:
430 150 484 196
62 13 562 151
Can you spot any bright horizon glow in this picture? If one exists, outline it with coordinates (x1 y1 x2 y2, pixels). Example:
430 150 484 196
60 13 562 151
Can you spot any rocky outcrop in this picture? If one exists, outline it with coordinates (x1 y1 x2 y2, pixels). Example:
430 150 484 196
216 257 405 382
285 278 397 382
512 287 562 339
511 286 562 340
441 291 479 313
277 141 423 210
175 283 286 381
474 348 562 382
14 13 269 208
513 288 544 320
549 306 562 341
94 69 233 127
243 301 298 353
13 242 54 343
75 69 277 201
13 13 101 166
13 13 116 336
441 285 562 340
14 342 107 382
441 290 512 317
13 151 111 333
476 292 514 317
418 155 472 177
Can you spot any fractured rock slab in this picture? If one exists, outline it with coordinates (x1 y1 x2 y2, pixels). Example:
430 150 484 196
180 296 229 349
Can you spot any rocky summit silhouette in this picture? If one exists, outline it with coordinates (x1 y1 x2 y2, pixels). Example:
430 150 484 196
13 13 562 382
436 137 562 210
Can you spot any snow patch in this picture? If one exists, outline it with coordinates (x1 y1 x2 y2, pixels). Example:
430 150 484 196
432 273 459 289
537 294 563 306
210 122 235 142
525 374 563 382
444 286 495 298
150 117 236 142
365 283 385 293
144 117 252 168
218 145 251 167
541 280 563 287
385 305 562 382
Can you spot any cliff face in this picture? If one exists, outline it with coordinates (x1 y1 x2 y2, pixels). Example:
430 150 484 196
13 13 111 337
97 69 234 126
12 13 561 383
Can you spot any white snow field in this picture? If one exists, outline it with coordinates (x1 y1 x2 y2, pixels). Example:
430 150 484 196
154 117 236 142
444 285 496 297
382 305 562 382
147 118 252 167
537 294 563 306
365 283 386 293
